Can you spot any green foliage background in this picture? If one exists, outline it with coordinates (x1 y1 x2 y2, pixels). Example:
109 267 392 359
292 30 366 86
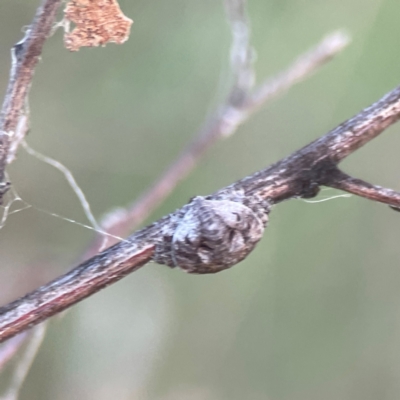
1 0 400 399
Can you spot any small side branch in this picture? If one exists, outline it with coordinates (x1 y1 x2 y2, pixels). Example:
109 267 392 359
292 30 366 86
246 31 349 111
325 170 400 208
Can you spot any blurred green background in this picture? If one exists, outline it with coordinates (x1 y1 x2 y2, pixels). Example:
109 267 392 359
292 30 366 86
1 0 400 399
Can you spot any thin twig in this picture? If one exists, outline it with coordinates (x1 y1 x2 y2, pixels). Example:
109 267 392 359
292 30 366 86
90 30 350 256
325 170 400 207
0 0 62 202
2 83 400 342
245 31 349 111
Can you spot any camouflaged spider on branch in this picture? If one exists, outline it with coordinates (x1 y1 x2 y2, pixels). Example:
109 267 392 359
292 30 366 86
165 195 269 274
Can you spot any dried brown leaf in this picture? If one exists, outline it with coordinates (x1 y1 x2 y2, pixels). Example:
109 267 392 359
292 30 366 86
64 0 133 51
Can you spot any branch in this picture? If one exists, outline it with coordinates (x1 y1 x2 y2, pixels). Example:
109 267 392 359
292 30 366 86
2 83 400 342
0 0 62 201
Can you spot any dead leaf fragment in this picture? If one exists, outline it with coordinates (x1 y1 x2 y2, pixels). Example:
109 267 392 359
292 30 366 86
64 0 133 51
